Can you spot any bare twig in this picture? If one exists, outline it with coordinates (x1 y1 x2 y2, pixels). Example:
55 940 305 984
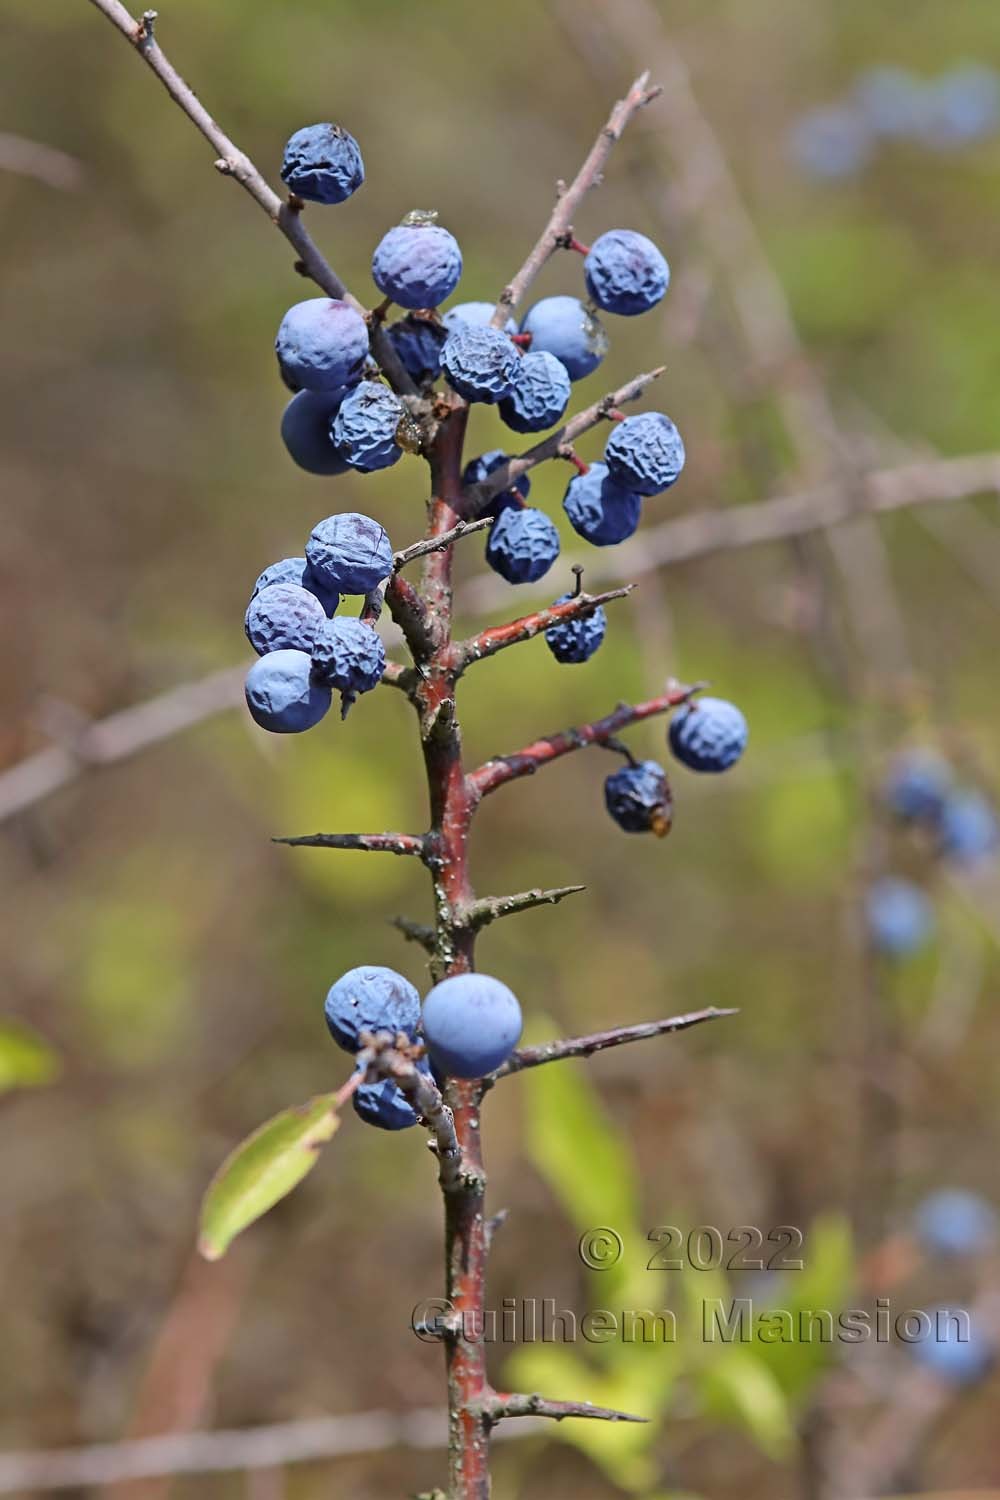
492 71 662 325
85 0 415 394
494 1006 738 1079
0 132 83 190
389 915 437 952
484 1393 647 1425
454 586 634 672
394 518 493 570
272 832 427 858
460 885 586 932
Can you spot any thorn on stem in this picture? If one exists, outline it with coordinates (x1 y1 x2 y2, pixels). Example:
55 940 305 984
136 9 157 47
571 564 585 599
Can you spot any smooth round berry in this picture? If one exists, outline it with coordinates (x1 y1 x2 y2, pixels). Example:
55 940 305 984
275 299 369 393
440 323 519 403
563 463 642 546
251 557 340 618
545 593 606 665
866 878 934 958
485 506 560 585
884 750 952 824
244 649 331 734
281 391 351 476
280 123 364 205
604 760 673 836
324 965 421 1054
331 380 404 472
669 697 747 773
499 350 572 433
311 617 386 694
584 229 670 316
605 412 686 497
305 513 393 596
442 301 517 335
914 1190 997 1258
422 973 523 1079
371 218 462 309
938 790 999 866
909 1308 993 1387
519 296 607 381
385 314 447 384
245 583 326 657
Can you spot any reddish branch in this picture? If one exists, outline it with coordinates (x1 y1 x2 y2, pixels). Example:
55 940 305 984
491 71 663 326
494 1006 738 1079
469 684 698 799
453 585 634 672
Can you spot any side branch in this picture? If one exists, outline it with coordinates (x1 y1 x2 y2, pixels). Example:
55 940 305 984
461 885 586 932
492 71 662 325
394 517 493 570
272 832 427 858
454 586 634 671
466 368 665 513
493 1006 738 1079
468 684 697 798
85 0 415 394
484 1393 647 1426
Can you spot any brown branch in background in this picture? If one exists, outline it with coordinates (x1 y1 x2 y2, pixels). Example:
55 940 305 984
494 1006 738 1079
0 132 83 190
453 585 634 672
85 0 415 395
469 683 697 798
272 831 427 857
491 70 662 326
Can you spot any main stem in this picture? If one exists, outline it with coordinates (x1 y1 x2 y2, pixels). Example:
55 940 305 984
416 403 492 1497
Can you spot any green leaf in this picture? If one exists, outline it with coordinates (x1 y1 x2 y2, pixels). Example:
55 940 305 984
199 1093 340 1260
0 1020 60 1093
699 1348 795 1461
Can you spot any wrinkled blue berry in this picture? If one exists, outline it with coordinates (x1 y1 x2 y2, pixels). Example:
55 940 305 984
245 583 326 657
252 557 340 618
866 878 934 958
440 323 519 403
325 965 422 1054
352 1059 433 1132
485 505 560 584
669 697 747 773
276 299 369 393
605 412 686 497
938 790 999 866
422 973 523 1079
884 751 952 824
914 1190 997 1258
372 218 462 309
499 350 572 433
281 391 351 476
605 760 673 836
462 450 530 515
331 380 403 472
385 314 447 384
545 592 606 664
311 617 386 694
244 649 331 734
519 296 607 381
280 123 364 205
910 1308 993 1387
584 229 670 316
563 463 642 546
442 301 517 335
306 513 393 596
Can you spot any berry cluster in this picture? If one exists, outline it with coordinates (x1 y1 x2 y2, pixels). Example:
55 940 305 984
324 966 522 1129
865 749 999 958
603 696 748 837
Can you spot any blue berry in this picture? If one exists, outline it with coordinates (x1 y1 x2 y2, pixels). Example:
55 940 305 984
244 649 331 734
252 557 340 618
385 314 447 384
442 301 517 335
485 506 560 585
914 1190 997 1258
371 216 462 309
584 229 670 316
938 790 999 866
865 878 934 959
499 350 572 434
421 973 523 1079
276 299 369 393
605 412 686 497
669 697 747 774
604 760 673 836
910 1308 992 1387
280 123 364 205
281 391 351 476
563 463 642 546
519 296 607 381
324 965 421 1054
440 323 519 403
884 751 952 824
853 68 927 139
352 1059 433 1132
790 107 873 180
462 450 530 515
311 617 386 694
545 592 606 664
306 513 393 596
919 66 1000 150
245 583 326 657
331 380 403 472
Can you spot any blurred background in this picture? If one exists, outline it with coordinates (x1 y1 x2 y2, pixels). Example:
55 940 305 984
3 0 1000 1495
